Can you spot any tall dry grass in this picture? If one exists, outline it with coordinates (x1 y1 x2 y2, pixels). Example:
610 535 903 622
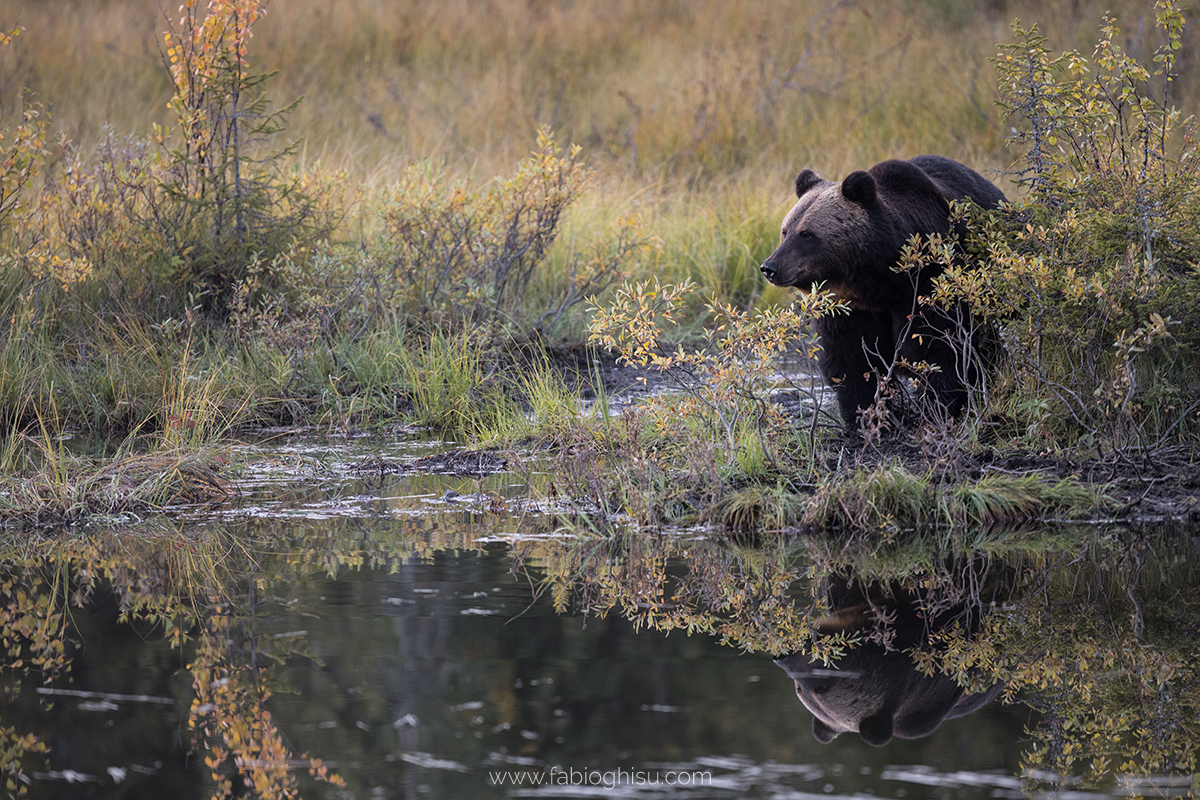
6 0 1192 192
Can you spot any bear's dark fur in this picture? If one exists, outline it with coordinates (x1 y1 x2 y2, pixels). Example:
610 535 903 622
760 155 1006 427
774 642 1004 746
774 575 1004 746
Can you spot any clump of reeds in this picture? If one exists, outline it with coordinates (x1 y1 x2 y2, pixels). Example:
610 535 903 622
0 446 235 528
0 353 242 528
802 462 1110 535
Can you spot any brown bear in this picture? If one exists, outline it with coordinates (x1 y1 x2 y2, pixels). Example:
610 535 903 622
759 155 1006 427
774 643 1005 746
774 572 1005 746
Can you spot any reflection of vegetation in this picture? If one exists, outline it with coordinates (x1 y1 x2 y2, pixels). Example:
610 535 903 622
515 528 817 655
0 526 351 797
521 525 1199 792
262 513 499 576
0 529 214 780
0 559 65 796
2 511 1197 795
518 526 1062 656
0 725 45 798
920 531 1200 793
189 604 344 797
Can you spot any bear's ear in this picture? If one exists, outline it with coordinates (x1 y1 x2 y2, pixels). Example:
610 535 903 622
841 170 878 207
812 718 839 744
857 711 895 747
795 169 823 198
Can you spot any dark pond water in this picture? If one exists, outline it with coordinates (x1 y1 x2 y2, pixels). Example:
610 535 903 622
2 433 1197 799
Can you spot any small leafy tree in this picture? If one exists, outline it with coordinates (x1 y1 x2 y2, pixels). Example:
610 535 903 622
0 26 49 239
938 1 1200 449
5 3 340 322
157 0 338 315
588 277 845 468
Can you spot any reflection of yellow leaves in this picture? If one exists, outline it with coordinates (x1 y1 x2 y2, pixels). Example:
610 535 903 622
516 530 819 655
0 724 47 798
189 608 345 798
0 532 353 795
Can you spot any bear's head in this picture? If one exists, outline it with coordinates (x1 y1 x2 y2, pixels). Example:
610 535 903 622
759 169 884 308
759 161 952 311
775 646 967 747
774 573 1005 746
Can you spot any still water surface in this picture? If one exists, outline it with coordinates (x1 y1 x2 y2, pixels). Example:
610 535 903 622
1 432 1195 799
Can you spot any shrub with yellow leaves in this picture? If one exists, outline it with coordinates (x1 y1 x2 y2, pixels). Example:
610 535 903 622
931 0 1200 449
588 276 846 468
370 129 652 338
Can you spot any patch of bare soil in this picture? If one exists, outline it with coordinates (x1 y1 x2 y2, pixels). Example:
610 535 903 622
830 433 1200 525
985 447 1200 524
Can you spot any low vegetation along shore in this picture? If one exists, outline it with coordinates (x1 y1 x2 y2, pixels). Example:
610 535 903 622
1 0 1199 530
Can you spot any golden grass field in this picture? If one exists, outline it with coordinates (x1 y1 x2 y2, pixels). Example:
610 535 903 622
7 0 1192 194
10 0 1190 325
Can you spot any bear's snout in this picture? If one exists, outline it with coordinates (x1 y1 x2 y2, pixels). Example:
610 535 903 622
760 260 779 283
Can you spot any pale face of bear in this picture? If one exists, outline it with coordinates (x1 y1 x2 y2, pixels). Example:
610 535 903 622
789 664 896 746
761 170 882 310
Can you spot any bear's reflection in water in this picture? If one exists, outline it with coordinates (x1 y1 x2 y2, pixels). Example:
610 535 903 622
775 575 1005 746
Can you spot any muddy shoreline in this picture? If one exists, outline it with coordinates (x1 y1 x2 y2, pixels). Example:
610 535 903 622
541 347 1200 528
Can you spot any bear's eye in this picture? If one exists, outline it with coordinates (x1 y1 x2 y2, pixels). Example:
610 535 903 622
797 230 813 240
780 228 787 241
811 681 831 695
